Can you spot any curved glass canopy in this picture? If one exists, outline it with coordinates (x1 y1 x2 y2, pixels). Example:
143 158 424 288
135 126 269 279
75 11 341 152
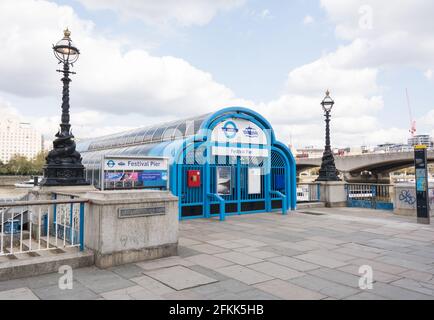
77 113 211 153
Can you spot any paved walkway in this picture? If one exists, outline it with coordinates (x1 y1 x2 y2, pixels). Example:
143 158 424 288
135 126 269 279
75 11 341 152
1 208 434 300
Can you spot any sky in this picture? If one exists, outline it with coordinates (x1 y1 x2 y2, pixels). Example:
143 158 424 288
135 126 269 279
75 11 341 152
1 0 434 149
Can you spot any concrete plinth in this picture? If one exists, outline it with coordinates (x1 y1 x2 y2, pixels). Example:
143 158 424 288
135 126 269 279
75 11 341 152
393 183 433 217
318 181 347 208
84 189 179 268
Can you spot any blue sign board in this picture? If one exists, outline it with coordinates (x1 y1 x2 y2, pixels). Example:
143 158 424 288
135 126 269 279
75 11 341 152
140 170 168 188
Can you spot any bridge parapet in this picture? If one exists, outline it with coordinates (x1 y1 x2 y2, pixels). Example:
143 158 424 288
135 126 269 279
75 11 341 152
297 151 434 183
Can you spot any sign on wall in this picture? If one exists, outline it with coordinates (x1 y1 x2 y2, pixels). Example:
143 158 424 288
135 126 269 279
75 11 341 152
102 156 169 190
211 146 269 158
217 166 232 195
211 118 268 145
248 167 261 194
104 158 167 171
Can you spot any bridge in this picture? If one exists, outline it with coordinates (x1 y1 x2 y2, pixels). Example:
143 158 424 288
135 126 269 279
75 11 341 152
296 151 434 183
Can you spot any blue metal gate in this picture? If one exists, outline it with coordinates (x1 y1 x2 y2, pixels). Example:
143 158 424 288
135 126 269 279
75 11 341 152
177 145 290 219
346 184 394 210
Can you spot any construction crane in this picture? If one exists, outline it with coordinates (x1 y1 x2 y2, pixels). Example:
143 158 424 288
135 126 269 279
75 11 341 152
406 88 416 137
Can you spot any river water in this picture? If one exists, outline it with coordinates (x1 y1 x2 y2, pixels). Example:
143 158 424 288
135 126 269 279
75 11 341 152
0 186 29 199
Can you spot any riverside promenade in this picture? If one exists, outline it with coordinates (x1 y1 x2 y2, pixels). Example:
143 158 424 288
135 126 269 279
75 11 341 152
0 208 433 300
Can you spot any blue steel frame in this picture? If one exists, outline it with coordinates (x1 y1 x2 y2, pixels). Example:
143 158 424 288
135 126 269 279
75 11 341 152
170 107 297 220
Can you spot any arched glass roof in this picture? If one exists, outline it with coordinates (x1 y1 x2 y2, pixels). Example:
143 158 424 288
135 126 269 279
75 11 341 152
77 113 211 153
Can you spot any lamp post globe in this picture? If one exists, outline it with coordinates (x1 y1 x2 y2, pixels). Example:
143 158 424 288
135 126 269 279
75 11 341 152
316 90 341 182
39 29 89 187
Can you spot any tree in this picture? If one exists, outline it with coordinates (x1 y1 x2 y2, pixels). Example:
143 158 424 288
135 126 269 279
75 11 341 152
0 151 47 175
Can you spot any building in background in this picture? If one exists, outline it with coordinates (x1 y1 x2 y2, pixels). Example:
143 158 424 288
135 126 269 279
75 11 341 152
0 115 43 163
407 134 433 148
372 143 413 153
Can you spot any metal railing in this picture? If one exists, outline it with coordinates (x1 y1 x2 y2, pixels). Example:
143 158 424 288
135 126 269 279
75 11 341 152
207 193 225 221
0 196 87 257
346 183 394 210
269 190 287 215
296 183 321 203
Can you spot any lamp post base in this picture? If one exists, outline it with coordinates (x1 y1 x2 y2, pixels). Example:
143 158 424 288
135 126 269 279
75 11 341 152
315 152 341 182
40 164 89 186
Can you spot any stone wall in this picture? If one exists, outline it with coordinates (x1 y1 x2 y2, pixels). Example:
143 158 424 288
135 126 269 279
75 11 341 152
84 189 178 268
0 175 30 186
393 183 434 216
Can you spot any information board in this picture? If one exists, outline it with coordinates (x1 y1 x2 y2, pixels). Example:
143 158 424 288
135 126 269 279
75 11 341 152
102 156 169 190
248 167 261 194
414 145 430 224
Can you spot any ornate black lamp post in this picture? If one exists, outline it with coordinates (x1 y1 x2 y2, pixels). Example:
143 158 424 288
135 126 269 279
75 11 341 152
316 90 341 182
40 29 89 186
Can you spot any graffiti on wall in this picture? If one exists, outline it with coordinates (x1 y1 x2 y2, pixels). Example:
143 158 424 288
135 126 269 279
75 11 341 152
398 190 416 205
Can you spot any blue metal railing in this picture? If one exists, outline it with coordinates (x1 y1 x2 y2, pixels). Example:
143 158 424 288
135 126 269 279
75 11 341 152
346 183 393 210
269 190 287 215
207 193 226 221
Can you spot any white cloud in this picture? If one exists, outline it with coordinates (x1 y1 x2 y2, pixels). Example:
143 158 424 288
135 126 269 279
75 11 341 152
424 69 433 80
1 0 433 150
0 0 250 121
261 0 434 148
320 0 434 69
77 0 246 27
303 15 315 25
259 9 272 19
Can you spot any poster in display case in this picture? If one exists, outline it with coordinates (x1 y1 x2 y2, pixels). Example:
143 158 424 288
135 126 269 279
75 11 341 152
248 167 261 194
217 166 232 195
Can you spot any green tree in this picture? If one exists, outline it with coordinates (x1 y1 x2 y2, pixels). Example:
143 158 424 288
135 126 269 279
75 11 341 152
0 151 47 175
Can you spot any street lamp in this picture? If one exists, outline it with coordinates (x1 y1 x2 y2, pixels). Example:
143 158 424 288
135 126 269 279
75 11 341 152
40 29 89 186
316 90 341 181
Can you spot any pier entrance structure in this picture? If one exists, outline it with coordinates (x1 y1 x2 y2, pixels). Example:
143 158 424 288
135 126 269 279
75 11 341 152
77 107 296 219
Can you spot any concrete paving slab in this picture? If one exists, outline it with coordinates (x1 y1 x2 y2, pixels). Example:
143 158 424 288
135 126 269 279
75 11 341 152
214 251 263 266
247 262 304 280
0 287 39 300
341 264 402 283
237 288 280 300
232 238 267 247
390 278 434 296
108 264 145 279
74 267 134 294
136 256 195 271
188 265 231 281
244 250 280 259
178 237 203 246
145 265 218 291
267 256 321 272
206 239 246 249
131 275 175 295
369 282 434 300
344 291 388 300
100 285 159 300
186 254 234 269
188 243 230 254
162 289 207 300
294 253 349 269
254 279 326 300
32 281 100 300
400 270 434 282
290 274 360 299
308 268 361 288
215 265 274 285
347 258 408 275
